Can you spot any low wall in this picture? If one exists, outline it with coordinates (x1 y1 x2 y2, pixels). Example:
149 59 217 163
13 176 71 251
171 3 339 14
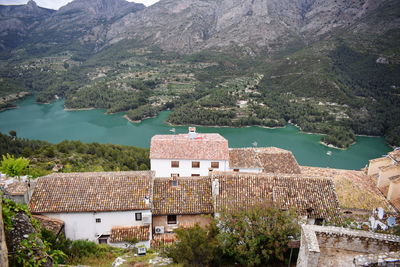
0 200 8 266
297 225 400 267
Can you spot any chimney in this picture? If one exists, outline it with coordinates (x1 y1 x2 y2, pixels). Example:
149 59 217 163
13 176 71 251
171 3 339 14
188 127 197 139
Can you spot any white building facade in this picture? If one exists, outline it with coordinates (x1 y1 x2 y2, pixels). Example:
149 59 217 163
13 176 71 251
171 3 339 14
150 128 230 177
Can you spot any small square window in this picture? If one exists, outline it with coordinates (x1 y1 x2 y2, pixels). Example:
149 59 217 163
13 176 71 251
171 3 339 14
191 174 200 177
233 169 239 172
167 215 177 224
192 161 200 168
135 212 142 221
171 161 179 168
96 218 101 223
211 162 219 168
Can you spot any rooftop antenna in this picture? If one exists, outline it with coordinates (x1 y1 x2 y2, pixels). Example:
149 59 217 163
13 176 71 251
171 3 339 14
252 141 258 147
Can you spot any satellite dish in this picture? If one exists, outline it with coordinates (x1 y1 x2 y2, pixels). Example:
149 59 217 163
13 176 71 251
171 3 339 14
377 207 384 220
252 141 258 147
387 216 396 227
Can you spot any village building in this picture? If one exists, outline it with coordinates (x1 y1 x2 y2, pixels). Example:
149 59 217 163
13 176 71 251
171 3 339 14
228 147 301 174
297 224 400 267
211 172 342 225
150 128 301 177
367 149 400 211
150 128 230 177
152 176 213 235
29 171 154 248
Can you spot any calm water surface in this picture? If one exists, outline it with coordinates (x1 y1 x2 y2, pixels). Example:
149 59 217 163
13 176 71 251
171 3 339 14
0 97 392 170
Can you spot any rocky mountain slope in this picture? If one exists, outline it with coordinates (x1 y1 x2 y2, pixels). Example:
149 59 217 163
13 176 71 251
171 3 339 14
105 0 388 54
0 0 54 50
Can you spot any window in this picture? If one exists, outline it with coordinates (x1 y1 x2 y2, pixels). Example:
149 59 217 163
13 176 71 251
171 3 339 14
315 218 324 225
167 215 177 224
135 212 142 221
233 169 239 172
95 218 101 223
171 173 179 178
191 174 200 177
211 162 219 168
171 161 179 168
192 161 200 168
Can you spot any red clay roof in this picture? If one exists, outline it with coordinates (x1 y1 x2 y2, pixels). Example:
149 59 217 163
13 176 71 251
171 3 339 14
212 172 341 221
150 133 229 160
32 215 64 234
229 147 301 174
110 225 150 242
153 177 213 215
29 171 153 213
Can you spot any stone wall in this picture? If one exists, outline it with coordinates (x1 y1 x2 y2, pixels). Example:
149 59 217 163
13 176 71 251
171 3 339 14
0 200 8 267
297 225 400 267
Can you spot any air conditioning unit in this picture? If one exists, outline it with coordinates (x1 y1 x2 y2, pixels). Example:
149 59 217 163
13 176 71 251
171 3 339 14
143 215 151 224
137 247 146 256
155 226 164 234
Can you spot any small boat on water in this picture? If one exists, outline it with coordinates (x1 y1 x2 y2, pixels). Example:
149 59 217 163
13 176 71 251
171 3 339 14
326 151 332 156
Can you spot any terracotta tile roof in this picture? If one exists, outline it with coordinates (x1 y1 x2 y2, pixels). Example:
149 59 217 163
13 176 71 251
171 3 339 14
29 171 153 213
390 175 400 182
381 165 400 172
5 181 28 195
109 225 150 242
300 166 395 212
229 147 301 174
32 215 64 234
153 177 213 215
150 134 229 160
390 197 400 212
212 172 341 221
151 233 177 248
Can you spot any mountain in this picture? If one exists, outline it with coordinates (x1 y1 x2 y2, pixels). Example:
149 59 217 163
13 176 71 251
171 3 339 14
0 0 54 50
0 0 399 148
105 0 387 54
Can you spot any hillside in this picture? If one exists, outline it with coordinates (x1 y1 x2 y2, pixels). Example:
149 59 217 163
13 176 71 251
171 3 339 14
0 0 399 148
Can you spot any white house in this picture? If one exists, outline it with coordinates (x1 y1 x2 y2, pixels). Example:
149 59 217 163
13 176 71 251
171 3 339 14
29 171 154 248
150 127 230 177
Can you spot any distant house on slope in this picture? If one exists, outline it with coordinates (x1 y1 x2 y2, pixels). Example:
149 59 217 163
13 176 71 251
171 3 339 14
29 171 154 248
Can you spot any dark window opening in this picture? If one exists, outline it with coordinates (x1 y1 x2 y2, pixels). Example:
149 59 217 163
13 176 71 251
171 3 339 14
233 169 239 172
192 161 200 168
135 212 142 221
167 215 177 224
96 218 101 223
191 174 200 177
211 162 219 168
315 218 324 225
98 235 109 244
171 161 179 168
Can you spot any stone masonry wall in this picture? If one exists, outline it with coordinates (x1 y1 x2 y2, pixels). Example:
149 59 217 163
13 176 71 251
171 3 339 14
0 200 9 267
297 225 400 267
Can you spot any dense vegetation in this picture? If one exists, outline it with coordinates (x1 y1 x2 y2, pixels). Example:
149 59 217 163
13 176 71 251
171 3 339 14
165 205 300 267
0 132 149 176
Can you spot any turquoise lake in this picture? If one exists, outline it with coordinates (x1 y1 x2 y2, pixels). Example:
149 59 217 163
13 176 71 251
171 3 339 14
0 96 392 170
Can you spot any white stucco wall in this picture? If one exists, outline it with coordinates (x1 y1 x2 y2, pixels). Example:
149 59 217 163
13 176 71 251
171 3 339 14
42 210 152 246
151 159 228 177
227 167 261 173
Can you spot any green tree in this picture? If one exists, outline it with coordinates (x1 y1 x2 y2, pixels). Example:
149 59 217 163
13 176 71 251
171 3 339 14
0 153 30 179
218 204 300 266
165 223 221 267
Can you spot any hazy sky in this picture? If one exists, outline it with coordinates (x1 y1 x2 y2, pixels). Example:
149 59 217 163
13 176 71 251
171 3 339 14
0 0 159 9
